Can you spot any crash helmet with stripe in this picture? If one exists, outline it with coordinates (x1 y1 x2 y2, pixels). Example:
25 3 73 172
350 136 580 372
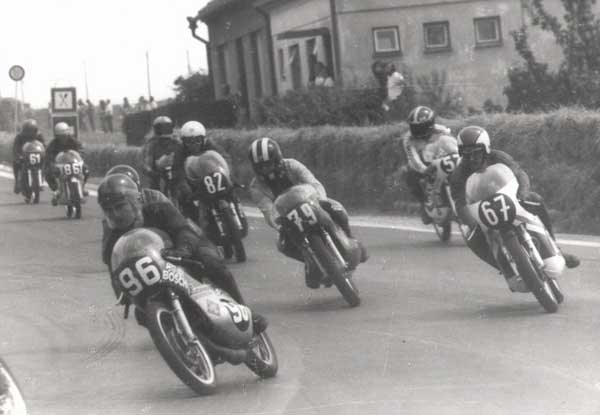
407 106 436 140
457 125 491 172
248 137 283 178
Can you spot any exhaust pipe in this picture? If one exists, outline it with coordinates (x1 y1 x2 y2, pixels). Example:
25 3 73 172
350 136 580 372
195 332 248 365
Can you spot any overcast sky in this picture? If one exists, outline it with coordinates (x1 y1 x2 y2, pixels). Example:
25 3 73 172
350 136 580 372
0 0 211 109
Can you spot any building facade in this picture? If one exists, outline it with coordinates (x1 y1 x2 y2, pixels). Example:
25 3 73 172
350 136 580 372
194 0 577 119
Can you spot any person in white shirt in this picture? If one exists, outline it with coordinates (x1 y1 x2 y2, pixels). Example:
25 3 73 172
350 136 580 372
382 62 406 121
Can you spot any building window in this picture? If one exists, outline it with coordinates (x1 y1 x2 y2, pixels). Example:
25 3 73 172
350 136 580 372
372 26 401 56
217 44 227 89
278 48 286 81
250 30 262 97
424 21 451 53
474 16 502 48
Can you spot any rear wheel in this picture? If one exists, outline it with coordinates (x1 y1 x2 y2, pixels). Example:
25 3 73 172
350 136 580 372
75 202 82 219
66 205 73 218
433 222 452 242
308 234 360 307
504 233 559 313
223 207 246 263
245 332 278 378
32 190 40 204
145 301 217 395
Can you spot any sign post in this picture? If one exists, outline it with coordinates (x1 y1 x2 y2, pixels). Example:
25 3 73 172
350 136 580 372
8 65 25 134
50 87 79 138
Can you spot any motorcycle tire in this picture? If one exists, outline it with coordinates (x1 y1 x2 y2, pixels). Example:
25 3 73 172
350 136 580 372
75 202 82 219
245 332 278 379
222 207 246 263
307 234 360 307
433 222 452 242
504 233 559 313
66 205 73 218
32 190 40 204
145 301 217 395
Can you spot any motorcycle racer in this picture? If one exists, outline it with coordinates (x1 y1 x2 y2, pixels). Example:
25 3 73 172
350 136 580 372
12 119 45 194
449 125 580 278
402 106 458 224
97 173 267 333
44 122 89 205
248 137 368 288
141 116 185 192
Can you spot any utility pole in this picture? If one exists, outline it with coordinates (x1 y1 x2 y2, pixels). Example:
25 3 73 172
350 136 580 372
83 61 90 100
146 50 152 98
186 50 193 75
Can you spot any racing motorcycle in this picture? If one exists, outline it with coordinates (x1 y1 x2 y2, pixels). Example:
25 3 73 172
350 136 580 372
184 151 248 262
156 152 180 210
54 150 86 219
18 140 45 204
274 184 361 307
464 163 565 313
111 228 277 394
421 153 469 241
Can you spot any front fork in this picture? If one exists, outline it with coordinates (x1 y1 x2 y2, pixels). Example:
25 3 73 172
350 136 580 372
169 290 197 343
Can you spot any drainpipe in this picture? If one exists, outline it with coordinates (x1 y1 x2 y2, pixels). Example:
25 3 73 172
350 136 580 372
255 5 278 96
329 0 342 83
187 15 215 100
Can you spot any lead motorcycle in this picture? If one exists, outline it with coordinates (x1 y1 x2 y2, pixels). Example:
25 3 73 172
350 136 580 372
464 163 565 313
54 150 87 219
421 153 469 242
184 151 248 262
18 140 45 204
111 228 277 394
274 184 361 307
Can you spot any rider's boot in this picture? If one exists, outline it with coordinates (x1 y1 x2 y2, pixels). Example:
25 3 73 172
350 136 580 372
252 312 268 335
562 251 580 269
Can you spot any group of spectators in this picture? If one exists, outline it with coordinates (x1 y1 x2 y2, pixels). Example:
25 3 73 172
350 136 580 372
76 99 114 133
372 60 406 122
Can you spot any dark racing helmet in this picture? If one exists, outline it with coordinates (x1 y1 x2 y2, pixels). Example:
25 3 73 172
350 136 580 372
248 137 283 179
97 174 142 230
54 122 73 140
457 125 491 172
180 120 207 155
407 106 436 140
105 165 142 190
152 116 173 139
22 119 38 136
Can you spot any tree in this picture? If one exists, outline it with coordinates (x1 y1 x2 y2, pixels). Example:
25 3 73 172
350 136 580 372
172 71 214 102
505 0 600 111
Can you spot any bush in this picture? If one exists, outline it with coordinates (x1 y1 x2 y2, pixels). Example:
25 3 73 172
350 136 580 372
257 86 385 127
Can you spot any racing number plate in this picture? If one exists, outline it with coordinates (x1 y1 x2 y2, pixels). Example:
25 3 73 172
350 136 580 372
478 193 517 229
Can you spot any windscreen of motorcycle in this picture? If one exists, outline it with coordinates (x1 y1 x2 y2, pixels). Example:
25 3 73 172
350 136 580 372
110 228 172 275
55 150 83 164
465 163 517 204
273 184 320 217
421 135 458 164
22 140 45 155
185 150 230 179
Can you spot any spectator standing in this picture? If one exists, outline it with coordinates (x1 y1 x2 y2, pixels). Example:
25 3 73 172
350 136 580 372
148 96 158 110
105 99 114 133
86 99 96 131
77 99 88 132
371 60 388 101
137 96 148 111
314 62 334 87
382 62 406 122
122 97 132 113
99 100 107 132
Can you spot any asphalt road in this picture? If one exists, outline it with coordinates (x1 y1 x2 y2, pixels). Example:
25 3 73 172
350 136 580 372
1 176 600 415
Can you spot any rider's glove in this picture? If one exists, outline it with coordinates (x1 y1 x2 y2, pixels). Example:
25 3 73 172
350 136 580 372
161 246 192 260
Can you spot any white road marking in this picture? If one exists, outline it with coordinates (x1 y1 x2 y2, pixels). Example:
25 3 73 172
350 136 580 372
0 165 598 248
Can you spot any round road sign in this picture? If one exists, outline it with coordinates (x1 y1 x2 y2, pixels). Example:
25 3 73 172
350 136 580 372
8 65 25 81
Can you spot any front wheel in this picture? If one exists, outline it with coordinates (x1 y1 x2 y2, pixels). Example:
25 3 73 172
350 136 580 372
504 233 559 313
245 332 278 378
308 234 360 307
222 207 246 263
145 301 217 395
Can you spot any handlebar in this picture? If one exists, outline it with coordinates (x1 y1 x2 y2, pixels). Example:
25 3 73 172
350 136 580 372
162 254 205 270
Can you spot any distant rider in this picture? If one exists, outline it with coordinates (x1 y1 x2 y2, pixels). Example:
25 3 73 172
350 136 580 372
402 106 458 224
449 125 580 274
248 137 368 288
141 116 185 191
177 120 233 221
97 173 267 333
45 122 89 205
13 119 45 194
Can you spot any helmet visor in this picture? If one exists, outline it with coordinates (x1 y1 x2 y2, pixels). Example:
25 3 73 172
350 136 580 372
154 123 173 137
459 146 486 170
254 160 277 178
410 123 433 139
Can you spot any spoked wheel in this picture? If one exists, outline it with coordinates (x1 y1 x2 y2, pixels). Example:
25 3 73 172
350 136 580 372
223 208 246 263
146 301 217 395
433 222 452 242
245 332 278 378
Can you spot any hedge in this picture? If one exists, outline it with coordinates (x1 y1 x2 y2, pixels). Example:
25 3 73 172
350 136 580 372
2 108 600 234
